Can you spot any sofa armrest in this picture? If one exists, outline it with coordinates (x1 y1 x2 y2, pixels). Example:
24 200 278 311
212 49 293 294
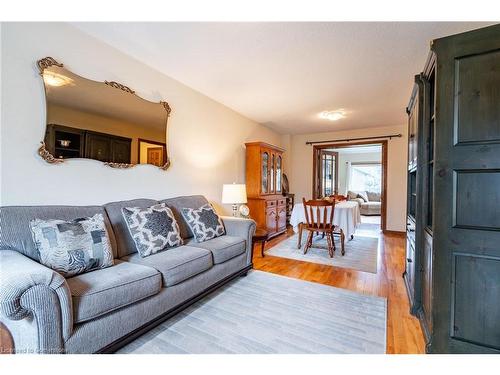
0 250 73 353
220 216 256 265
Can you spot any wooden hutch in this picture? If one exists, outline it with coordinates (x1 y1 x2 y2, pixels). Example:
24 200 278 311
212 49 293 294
245 142 287 238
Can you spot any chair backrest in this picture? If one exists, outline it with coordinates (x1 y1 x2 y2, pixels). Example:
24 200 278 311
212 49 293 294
302 198 335 230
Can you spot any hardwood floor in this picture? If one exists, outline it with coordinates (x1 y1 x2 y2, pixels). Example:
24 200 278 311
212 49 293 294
252 228 425 354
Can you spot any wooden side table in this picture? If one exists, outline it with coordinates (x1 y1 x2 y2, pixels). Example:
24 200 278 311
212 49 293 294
0 322 14 354
252 229 269 257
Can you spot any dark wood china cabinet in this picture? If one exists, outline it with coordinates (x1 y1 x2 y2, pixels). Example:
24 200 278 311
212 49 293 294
404 24 500 353
245 142 286 237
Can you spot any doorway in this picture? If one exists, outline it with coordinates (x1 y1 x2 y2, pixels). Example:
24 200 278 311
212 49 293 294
312 140 387 232
138 139 167 167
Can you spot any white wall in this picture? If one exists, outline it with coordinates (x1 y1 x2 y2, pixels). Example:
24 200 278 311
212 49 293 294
0 23 282 214
335 151 381 195
288 125 408 232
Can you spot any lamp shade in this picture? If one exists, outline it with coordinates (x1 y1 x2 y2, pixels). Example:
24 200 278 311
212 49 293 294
222 184 247 204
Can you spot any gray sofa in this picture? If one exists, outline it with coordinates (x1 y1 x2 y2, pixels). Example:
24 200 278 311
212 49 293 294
347 190 381 216
0 195 256 354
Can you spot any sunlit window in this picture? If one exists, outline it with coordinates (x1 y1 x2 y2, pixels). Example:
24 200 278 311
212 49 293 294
349 163 381 193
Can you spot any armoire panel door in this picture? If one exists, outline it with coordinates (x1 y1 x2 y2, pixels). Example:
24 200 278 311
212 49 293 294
432 24 500 353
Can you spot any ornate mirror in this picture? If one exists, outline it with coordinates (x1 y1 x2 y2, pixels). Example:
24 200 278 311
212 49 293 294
37 57 171 170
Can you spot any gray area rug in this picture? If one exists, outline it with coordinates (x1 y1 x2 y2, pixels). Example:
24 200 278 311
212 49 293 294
118 270 387 354
265 233 379 273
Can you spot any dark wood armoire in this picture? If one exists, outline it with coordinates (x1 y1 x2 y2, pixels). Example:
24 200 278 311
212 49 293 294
404 24 500 353
245 142 287 238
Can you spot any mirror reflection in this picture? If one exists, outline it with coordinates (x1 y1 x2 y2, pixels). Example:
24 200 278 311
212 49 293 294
40 59 170 168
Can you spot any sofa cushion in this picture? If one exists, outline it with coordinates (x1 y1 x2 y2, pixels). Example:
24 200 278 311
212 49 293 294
121 246 213 287
122 203 183 257
30 214 114 277
104 199 159 258
187 235 246 264
0 205 118 261
351 197 365 206
66 260 161 323
366 192 381 202
181 203 225 243
159 195 209 239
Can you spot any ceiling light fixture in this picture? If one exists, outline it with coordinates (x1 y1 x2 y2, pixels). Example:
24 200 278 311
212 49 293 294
319 109 346 121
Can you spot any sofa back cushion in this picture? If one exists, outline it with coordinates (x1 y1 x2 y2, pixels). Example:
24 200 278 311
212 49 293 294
0 205 118 261
366 192 381 202
104 199 158 258
159 195 209 240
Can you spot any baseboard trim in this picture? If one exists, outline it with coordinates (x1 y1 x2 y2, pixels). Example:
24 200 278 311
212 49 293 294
95 264 253 354
383 230 406 236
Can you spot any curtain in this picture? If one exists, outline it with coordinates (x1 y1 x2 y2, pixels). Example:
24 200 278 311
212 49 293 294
344 161 352 195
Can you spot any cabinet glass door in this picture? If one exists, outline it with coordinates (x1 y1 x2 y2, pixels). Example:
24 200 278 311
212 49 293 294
270 153 275 193
276 155 282 193
261 151 269 194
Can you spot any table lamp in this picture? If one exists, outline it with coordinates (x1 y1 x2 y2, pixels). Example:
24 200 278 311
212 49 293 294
222 183 248 217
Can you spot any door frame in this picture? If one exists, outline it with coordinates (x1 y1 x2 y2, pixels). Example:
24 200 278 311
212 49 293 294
312 140 388 232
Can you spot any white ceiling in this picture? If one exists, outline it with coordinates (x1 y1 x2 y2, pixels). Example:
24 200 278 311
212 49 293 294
73 22 493 135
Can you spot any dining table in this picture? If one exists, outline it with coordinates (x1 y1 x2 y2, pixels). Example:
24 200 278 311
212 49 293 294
289 200 361 249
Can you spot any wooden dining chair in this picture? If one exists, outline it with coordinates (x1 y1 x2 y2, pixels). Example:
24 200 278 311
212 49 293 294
302 198 345 257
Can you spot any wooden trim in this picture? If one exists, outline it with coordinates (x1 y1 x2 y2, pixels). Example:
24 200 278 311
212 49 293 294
96 264 253 353
138 138 167 165
312 140 388 232
306 134 402 145
244 141 285 153
383 230 406 236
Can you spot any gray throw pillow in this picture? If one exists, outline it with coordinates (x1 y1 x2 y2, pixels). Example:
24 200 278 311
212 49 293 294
122 203 183 258
181 203 225 243
30 214 114 277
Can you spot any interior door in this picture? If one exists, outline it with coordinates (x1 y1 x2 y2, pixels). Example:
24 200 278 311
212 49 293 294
431 25 500 353
147 147 163 166
315 151 338 198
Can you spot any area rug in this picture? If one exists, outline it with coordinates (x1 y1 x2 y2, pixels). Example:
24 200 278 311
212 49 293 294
265 233 379 273
118 270 387 354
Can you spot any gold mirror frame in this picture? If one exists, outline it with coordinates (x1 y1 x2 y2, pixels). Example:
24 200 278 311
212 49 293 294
36 57 172 170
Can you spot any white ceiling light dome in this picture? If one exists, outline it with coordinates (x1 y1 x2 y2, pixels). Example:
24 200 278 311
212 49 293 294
319 109 347 121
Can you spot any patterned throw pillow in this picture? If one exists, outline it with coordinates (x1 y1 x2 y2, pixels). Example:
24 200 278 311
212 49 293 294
122 203 183 257
181 203 225 243
30 214 114 278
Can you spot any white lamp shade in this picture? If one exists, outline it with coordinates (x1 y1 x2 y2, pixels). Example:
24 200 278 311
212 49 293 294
222 184 247 204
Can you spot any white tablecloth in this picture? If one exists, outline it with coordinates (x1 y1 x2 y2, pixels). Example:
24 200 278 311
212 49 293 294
290 201 361 238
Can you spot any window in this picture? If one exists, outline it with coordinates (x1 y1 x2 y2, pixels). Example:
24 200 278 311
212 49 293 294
349 163 381 193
